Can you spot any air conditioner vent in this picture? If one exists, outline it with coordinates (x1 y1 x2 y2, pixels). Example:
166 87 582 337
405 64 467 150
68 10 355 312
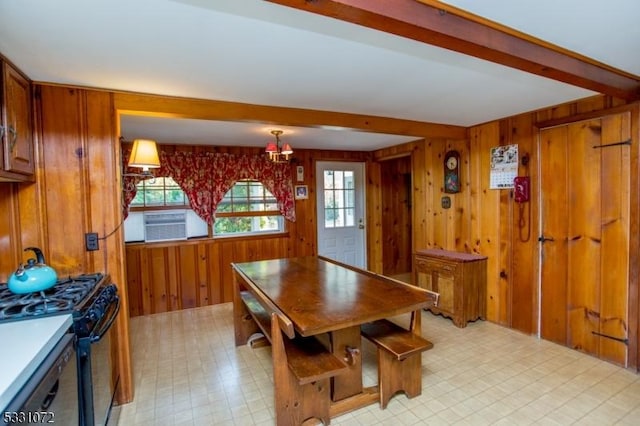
144 211 187 242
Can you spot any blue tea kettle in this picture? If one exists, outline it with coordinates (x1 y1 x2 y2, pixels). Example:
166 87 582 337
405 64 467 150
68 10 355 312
8 247 58 294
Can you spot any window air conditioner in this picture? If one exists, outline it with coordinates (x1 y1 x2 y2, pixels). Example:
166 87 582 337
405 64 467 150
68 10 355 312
144 211 187 242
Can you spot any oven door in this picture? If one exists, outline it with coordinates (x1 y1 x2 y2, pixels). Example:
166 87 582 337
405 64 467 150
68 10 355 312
4 333 79 425
77 296 120 426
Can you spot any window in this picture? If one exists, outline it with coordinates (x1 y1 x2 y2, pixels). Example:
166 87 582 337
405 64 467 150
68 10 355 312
323 170 355 228
214 180 284 235
131 177 188 207
124 178 283 242
126 177 205 242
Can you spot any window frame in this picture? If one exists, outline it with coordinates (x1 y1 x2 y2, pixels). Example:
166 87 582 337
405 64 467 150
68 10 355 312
213 179 285 236
127 177 286 240
322 169 356 229
129 176 190 209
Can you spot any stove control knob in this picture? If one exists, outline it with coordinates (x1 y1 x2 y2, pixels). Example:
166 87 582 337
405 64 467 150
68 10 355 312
104 285 117 300
87 307 100 322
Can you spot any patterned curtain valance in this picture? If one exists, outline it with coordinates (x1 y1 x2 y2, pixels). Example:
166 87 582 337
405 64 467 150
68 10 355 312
122 149 296 225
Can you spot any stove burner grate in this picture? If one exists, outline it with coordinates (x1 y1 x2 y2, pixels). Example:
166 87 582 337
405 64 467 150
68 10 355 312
0 273 104 321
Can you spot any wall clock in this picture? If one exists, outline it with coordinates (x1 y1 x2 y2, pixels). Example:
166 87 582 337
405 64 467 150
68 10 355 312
444 150 461 194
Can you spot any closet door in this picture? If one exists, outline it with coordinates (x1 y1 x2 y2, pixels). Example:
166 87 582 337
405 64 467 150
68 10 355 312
539 113 630 366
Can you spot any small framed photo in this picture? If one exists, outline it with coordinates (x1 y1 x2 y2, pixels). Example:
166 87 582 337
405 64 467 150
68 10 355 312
294 185 308 200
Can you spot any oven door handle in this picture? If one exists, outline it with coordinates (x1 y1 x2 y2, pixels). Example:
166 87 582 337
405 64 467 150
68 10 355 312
90 295 121 344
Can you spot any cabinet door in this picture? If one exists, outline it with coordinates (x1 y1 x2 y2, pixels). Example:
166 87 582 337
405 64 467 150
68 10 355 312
415 262 455 314
2 62 34 175
432 270 455 313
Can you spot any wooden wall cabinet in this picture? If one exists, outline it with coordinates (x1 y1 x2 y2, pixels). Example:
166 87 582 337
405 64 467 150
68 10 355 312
414 248 487 328
0 60 34 182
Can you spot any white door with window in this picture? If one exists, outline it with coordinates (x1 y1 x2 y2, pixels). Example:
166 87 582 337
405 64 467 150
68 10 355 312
316 161 366 268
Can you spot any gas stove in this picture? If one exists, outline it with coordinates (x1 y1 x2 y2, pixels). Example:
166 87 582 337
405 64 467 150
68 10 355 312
0 273 112 325
0 272 120 426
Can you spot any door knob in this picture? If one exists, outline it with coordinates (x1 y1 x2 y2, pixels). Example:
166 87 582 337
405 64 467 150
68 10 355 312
358 218 364 229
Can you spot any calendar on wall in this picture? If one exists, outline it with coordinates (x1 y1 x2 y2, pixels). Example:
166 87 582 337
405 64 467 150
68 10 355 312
489 144 518 189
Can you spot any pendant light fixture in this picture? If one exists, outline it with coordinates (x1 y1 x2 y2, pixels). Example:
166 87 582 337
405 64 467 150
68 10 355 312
265 130 293 163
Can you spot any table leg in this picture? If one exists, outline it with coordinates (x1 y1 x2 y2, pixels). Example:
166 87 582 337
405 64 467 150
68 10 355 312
329 326 362 401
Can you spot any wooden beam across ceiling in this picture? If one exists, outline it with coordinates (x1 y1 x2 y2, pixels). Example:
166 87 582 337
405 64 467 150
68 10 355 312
114 92 467 140
265 0 640 101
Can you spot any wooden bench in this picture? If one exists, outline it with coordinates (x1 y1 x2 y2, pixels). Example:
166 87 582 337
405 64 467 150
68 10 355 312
239 290 273 348
361 312 434 408
316 256 439 409
233 270 348 425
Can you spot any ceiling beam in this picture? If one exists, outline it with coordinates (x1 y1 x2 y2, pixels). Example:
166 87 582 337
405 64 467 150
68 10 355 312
265 0 640 101
114 92 467 140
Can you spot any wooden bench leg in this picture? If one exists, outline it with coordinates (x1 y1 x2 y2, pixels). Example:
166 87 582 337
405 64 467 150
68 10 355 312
234 299 261 346
275 372 332 426
377 350 422 409
233 276 262 346
273 317 333 425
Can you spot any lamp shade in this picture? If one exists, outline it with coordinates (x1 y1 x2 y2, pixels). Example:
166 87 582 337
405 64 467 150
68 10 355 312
281 143 293 155
265 142 278 153
128 139 160 171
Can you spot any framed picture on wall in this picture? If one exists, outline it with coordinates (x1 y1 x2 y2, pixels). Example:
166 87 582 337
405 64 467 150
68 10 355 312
294 185 308 200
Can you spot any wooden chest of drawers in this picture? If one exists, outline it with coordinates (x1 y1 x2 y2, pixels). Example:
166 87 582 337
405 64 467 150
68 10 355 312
414 249 487 328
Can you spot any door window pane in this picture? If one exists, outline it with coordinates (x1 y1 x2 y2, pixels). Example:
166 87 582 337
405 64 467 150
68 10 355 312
323 170 356 229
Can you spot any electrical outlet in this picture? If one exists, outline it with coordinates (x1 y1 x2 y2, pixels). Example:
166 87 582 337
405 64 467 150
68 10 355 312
85 232 99 251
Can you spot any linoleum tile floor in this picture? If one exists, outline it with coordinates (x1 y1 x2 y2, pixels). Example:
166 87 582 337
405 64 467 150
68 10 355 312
117 303 640 426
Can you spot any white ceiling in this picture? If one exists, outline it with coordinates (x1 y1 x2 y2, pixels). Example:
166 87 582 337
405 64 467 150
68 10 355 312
1 0 638 151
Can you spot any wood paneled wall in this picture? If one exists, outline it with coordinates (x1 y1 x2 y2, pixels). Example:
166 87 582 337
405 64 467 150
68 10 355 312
373 138 471 254
0 184 24 277
373 95 639 369
467 97 638 339
0 85 133 403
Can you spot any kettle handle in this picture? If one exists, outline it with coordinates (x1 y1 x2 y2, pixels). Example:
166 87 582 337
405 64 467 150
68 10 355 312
24 247 46 264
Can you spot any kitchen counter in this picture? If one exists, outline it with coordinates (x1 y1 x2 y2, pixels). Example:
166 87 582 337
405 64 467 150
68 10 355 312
0 314 73 412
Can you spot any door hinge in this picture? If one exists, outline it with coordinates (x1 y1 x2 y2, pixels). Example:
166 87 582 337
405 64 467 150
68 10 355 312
592 139 631 149
592 331 628 345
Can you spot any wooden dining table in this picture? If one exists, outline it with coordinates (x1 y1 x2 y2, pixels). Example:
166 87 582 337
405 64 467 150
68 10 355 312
232 256 437 417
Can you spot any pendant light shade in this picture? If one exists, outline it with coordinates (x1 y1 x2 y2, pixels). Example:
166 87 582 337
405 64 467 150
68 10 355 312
265 142 278 154
280 143 293 155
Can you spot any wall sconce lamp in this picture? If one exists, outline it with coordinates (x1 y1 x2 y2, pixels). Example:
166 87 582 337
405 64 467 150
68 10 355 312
122 139 160 194
124 139 160 178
